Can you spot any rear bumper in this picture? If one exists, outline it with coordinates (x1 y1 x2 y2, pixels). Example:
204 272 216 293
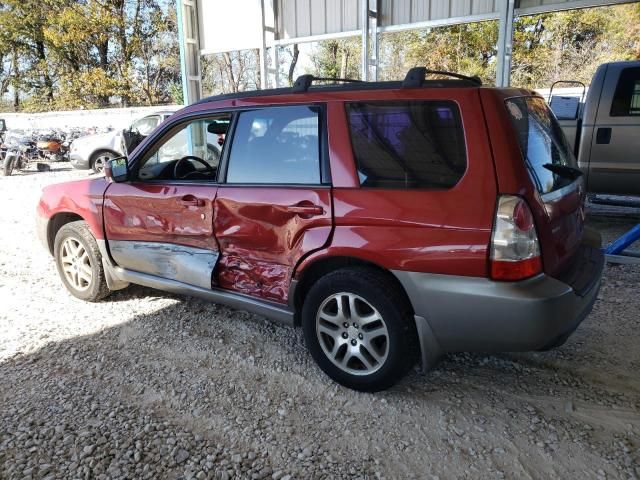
393 247 603 357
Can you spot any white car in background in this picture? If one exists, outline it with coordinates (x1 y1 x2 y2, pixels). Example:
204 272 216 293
69 111 175 173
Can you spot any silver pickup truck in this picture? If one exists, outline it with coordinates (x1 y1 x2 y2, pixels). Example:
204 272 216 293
550 61 640 195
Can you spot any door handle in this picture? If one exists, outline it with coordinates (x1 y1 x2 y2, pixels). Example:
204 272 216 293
596 127 612 144
286 204 324 216
179 195 205 207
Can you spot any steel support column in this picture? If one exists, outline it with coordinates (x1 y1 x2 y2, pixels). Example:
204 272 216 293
262 0 279 88
177 0 202 105
361 0 379 81
496 0 516 87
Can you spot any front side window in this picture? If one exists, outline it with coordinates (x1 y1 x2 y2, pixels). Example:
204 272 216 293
506 96 577 194
610 67 640 117
137 116 230 181
225 106 321 184
346 101 467 189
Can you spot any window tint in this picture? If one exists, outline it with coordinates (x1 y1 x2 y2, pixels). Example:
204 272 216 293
345 101 467 189
506 97 576 194
610 67 640 117
137 117 230 181
226 106 321 184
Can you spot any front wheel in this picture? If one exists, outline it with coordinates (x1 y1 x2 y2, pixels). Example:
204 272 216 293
54 221 111 302
302 267 418 392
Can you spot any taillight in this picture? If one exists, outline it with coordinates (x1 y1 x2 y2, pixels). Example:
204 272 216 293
490 195 542 281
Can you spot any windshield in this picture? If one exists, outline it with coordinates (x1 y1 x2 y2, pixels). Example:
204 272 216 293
505 96 577 194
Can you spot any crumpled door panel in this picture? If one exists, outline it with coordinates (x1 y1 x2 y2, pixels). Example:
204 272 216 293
213 187 332 303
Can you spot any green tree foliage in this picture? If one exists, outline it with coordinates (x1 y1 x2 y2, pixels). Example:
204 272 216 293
377 4 640 88
511 5 640 87
0 0 181 112
380 22 498 85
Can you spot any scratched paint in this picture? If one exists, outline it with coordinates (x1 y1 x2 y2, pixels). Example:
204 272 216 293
110 240 218 289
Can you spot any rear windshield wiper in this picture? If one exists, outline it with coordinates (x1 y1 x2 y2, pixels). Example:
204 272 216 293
543 163 583 180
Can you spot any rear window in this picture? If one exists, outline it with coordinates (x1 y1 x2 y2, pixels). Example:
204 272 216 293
506 97 577 194
345 101 467 189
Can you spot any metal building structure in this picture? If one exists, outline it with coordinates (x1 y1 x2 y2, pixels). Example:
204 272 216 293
177 0 637 105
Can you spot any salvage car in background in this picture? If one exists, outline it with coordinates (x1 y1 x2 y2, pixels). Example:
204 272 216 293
69 111 174 173
550 60 640 195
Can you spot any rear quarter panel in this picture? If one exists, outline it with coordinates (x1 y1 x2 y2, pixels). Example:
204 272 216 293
480 89 584 276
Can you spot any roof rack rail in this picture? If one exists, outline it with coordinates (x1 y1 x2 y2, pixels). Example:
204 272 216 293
292 74 364 93
402 67 482 87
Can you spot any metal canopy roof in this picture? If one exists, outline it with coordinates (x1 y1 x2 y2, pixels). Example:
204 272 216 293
275 0 633 41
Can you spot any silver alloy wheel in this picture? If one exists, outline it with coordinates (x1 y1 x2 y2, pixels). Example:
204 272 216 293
93 153 112 173
316 292 389 376
60 237 93 292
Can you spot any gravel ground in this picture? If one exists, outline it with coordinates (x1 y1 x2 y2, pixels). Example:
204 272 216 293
0 164 639 480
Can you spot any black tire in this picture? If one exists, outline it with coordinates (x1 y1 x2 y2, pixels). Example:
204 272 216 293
90 150 115 174
301 267 418 392
2 156 14 176
54 221 110 302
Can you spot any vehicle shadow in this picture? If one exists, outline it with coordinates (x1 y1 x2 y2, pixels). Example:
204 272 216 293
101 283 174 303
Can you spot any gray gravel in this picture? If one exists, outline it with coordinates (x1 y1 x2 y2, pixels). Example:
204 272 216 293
1 165 639 479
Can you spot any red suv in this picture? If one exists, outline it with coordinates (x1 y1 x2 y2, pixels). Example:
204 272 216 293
36 69 603 391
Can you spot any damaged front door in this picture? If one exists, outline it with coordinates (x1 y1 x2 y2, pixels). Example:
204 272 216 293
104 115 230 288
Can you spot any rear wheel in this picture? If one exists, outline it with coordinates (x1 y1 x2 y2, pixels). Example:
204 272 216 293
302 267 418 392
54 221 110 302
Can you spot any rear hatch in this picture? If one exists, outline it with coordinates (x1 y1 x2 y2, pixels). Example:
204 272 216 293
503 95 585 277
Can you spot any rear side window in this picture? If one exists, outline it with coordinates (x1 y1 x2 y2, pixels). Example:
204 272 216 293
610 67 640 117
506 97 576 194
346 101 467 189
226 106 321 184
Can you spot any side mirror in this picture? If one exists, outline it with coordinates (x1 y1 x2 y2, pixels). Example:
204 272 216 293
0 119 6 132
105 157 129 182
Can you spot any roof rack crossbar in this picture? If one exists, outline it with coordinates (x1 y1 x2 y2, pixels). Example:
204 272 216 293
292 74 364 93
402 67 482 87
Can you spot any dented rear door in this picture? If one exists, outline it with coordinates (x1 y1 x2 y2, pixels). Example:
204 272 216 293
213 105 332 304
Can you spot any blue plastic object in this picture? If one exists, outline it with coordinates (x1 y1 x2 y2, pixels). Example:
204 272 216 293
604 224 640 255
